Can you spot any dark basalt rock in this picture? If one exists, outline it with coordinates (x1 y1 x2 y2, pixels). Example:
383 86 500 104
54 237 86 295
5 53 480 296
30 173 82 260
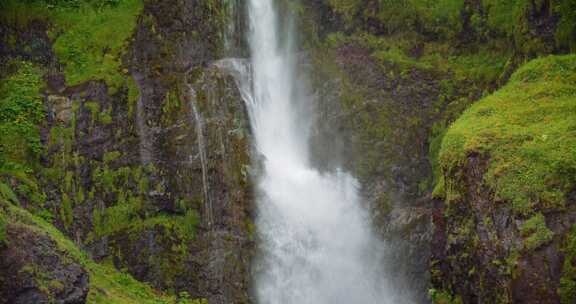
431 152 576 303
0 224 89 304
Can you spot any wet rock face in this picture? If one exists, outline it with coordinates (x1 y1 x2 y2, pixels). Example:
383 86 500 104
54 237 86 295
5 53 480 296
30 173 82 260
0 224 89 304
0 0 253 302
103 64 253 303
431 155 576 303
300 1 574 302
307 41 465 302
189 66 254 304
119 1 253 301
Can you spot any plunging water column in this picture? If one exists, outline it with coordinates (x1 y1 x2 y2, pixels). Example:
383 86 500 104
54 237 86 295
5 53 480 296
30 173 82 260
238 0 402 303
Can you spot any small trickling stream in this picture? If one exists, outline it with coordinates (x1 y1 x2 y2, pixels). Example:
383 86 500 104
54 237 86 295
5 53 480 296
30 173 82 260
187 84 214 228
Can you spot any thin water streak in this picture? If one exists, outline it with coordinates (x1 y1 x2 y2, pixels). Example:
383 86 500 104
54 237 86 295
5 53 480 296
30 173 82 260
187 84 214 229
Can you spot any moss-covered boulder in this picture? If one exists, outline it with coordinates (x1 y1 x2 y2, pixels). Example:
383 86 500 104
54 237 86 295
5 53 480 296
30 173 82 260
0 197 205 304
431 54 576 303
0 211 89 304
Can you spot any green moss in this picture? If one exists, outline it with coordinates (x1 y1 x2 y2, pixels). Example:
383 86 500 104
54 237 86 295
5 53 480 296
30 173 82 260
328 0 463 37
102 166 116 192
128 211 199 242
1 1 142 92
560 225 576 304
104 151 122 164
138 175 149 195
437 54 576 215
127 77 140 118
93 199 139 238
0 181 20 204
429 288 463 304
50 0 143 91
49 126 75 173
429 122 448 190
85 101 100 126
113 211 200 288
554 0 576 51
161 87 184 126
64 170 74 192
76 186 85 204
16 182 46 206
115 167 131 187
481 0 529 36
100 107 113 125
520 213 554 251
324 0 576 64
0 195 193 303
480 0 576 52
326 31 509 87
0 61 45 170
0 0 51 29
60 192 73 228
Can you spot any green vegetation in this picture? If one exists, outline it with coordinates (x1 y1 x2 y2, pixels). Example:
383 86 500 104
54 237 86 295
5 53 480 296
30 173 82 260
482 0 576 52
85 101 100 125
0 0 238 301
92 199 199 241
88 161 198 242
555 0 576 51
520 213 554 250
429 288 463 304
1 0 143 92
324 31 511 86
435 54 576 215
328 0 463 37
0 196 205 304
50 0 142 91
60 193 74 228
326 0 576 52
0 60 53 222
104 151 122 164
100 107 113 124
127 76 140 117
0 61 45 171
314 3 576 301
0 181 20 204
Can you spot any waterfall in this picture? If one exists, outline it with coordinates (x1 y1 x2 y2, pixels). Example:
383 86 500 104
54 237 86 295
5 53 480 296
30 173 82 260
225 0 409 303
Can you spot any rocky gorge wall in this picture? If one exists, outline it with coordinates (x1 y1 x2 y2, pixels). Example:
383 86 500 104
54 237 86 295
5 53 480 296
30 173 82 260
0 0 253 303
295 0 576 303
0 0 575 304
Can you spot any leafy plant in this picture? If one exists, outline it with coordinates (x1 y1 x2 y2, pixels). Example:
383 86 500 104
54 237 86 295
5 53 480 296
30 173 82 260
0 61 44 170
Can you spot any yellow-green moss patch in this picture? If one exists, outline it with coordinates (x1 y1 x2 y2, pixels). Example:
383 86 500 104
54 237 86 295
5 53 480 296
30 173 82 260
437 54 576 215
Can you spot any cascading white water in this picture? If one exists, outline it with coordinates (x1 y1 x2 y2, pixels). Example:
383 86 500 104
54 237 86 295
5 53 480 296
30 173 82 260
237 0 406 303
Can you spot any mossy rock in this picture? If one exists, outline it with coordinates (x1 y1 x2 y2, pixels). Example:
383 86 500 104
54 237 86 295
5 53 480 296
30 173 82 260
432 54 576 302
0 197 197 304
437 54 576 215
